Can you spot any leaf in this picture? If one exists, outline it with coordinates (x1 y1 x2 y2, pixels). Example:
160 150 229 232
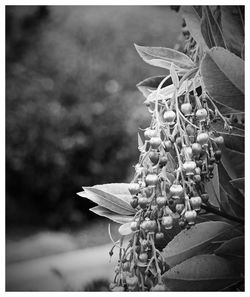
230 178 244 191
136 75 172 98
201 6 226 49
170 63 179 88
181 6 208 50
204 164 220 208
215 236 244 259
221 6 244 57
77 184 135 215
162 221 240 267
90 206 133 224
220 148 244 181
200 47 244 111
134 44 195 71
118 222 132 236
162 254 242 291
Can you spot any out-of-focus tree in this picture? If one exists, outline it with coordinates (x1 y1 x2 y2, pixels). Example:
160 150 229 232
6 6 182 229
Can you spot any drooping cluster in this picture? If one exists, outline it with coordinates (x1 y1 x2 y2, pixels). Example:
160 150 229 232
110 83 227 291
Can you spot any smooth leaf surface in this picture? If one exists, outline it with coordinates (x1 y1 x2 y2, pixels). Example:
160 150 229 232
78 184 135 215
162 221 240 267
134 44 195 70
182 6 207 50
136 75 170 98
230 178 244 191
201 6 226 49
200 47 244 111
90 206 133 224
221 6 244 57
215 236 244 259
162 254 242 291
221 147 244 180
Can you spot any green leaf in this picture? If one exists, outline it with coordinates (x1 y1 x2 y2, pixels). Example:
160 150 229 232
162 254 242 291
221 6 244 57
215 236 244 259
170 63 179 88
90 206 133 224
200 47 244 111
162 221 240 267
221 148 244 180
136 75 169 98
118 222 132 236
230 178 244 191
181 6 208 50
77 183 136 216
201 6 226 49
134 44 195 71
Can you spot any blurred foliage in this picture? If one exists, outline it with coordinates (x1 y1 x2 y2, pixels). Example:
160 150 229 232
6 6 182 229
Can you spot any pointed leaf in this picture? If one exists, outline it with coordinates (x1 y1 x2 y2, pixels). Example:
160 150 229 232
118 222 132 236
201 6 226 48
200 47 244 111
215 236 244 259
221 6 244 57
221 148 244 180
162 254 242 291
90 206 133 224
181 6 208 50
230 178 244 191
78 184 135 215
162 221 240 267
134 44 195 70
136 75 172 98
170 63 179 88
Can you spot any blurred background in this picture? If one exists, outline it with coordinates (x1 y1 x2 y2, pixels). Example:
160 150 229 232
6 5 183 290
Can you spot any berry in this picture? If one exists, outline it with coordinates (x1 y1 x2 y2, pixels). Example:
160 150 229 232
146 220 157 232
130 221 138 231
214 136 224 145
156 196 167 207
144 186 153 197
193 174 201 182
186 124 196 136
184 210 197 224
163 110 176 123
194 167 201 175
197 132 209 145
170 184 183 196
201 193 209 203
192 142 202 155
155 232 164 241
149 151 159 164
181 103 192 115
138 197 148 209
130 197 138 208
164 140 172 152
145 173 158 186
214 150 222 161
176 203 185 214
190 196 202 211
128 183 140 195
196 159 203 167
196 108 208 121
183 160 196 175
176 136 182 148
208 164 214 172
123 261 130 271
126 275 138 287
149 136 162 149
144 129 157 139
139 252 148 262
159 156 168 166
161 215 173 229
